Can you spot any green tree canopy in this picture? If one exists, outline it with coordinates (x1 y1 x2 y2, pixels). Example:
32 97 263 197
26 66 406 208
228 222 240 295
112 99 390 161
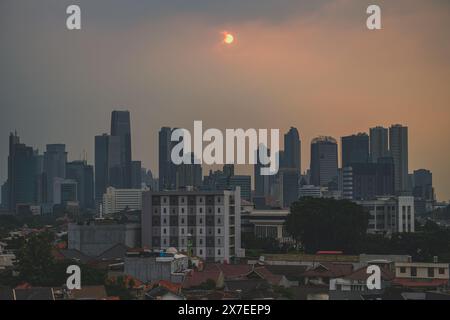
285 197 369 254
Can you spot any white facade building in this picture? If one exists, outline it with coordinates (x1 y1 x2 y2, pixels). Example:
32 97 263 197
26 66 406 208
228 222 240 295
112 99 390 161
102 187 146 215
357 196 415 234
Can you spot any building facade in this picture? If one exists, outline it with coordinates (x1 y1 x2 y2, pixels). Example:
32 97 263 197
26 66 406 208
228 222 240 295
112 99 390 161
356 196 415 234
310 136 338 188
102 187 144 215
141 189 242 263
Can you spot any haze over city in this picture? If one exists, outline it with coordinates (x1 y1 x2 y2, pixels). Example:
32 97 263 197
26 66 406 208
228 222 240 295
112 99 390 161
1 0 450 200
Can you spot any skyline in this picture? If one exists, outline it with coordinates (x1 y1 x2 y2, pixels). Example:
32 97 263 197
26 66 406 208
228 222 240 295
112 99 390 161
1 0 450 200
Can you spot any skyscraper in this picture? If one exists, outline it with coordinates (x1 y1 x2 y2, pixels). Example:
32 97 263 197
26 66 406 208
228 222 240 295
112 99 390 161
95 134 121 201
131 160 142 189
413 169 434 201
7 132 38 211
43 144 67 204
110 110 132 189
389 124 409 193
310 136 338 187
66 160 94 209
159 127 177 190
370 126 389 163
341 133 369 168
284 127 301 173
176 153 202 190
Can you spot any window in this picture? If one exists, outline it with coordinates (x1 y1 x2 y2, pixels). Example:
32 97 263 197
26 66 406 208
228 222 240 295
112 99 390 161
218 238 221 245
400 267 406 273
218 208 221 213
428 268 435 278
182 239 185 245
199 197 203 203
217 218 221 224
439 268 445 275
181 218 185 224
200 239 203 245
181 197 185 203
163 239 167 245
199 208 203 213
181 228 185 235
163 228 167 235
199 249 203 255
163 218 167 224
163 208 167 214
200 218 203 224
217 228 221 234
411 267 417 277
217 249 221 255
163 197 167 203
181 208 185 214
200 228 203 235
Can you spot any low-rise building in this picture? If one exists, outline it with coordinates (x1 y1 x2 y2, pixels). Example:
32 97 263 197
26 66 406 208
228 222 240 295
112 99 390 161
68 219 140 257
124 249 189 284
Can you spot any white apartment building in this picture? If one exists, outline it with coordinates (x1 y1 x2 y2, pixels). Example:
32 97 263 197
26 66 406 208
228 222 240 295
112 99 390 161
141 188 243 263
357 196 415 234
102 187 146 215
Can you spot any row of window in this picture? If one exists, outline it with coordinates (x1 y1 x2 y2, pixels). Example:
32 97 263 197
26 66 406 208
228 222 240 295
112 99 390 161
155 207 223 214
399 266 446 277
161 227 222 236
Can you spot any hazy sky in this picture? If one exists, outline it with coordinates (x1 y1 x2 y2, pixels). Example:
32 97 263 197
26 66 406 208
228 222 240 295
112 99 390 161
1 0 450 200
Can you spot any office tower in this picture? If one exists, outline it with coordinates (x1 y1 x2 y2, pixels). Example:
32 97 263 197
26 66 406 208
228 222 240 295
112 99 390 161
413 169 434 201
110 110 132 189
389 124 409 193
7 132 37 211
131 160 142 189
43 144 67 204
141 189 242 263
284 127 301 172
342 158 395 200
254 145 274 197
1 181 8 209
310 136 338 187
159 127 178 190
278 168 300 208
341 133 369 168
229 175 251 202
370 126 389 163
66 160 94 209
95 134 121 201
53 178 78 206
176 154 202 190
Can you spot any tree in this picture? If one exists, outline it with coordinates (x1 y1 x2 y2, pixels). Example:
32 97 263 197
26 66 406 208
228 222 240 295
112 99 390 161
15 231 57 286
285 197 369 254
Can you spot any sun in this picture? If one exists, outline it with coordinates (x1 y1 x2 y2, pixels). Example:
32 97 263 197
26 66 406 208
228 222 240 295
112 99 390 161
223 32 235 45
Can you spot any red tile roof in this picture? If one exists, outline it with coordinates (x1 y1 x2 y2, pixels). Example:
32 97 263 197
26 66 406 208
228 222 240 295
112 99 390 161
303 262 354 278
344 266 395 281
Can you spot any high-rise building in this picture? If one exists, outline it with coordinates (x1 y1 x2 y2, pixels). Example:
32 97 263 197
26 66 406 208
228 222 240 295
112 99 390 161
389 124 409 193
254 145 274 197
131 160 142 189
369 126 389 163
176 154 203 190
66 160 94 209
277 168 300 208
43 144 67 204
1 181 8 209
310 136 338 187
53 178 78 206
159 127 178 190
7 132 38 211
341 133 369 168
95 134 121 201
342 159 395 200
110 110 133 189
284 127 301 172
229 175 251 202
141 189 243 263
413 169 434 201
